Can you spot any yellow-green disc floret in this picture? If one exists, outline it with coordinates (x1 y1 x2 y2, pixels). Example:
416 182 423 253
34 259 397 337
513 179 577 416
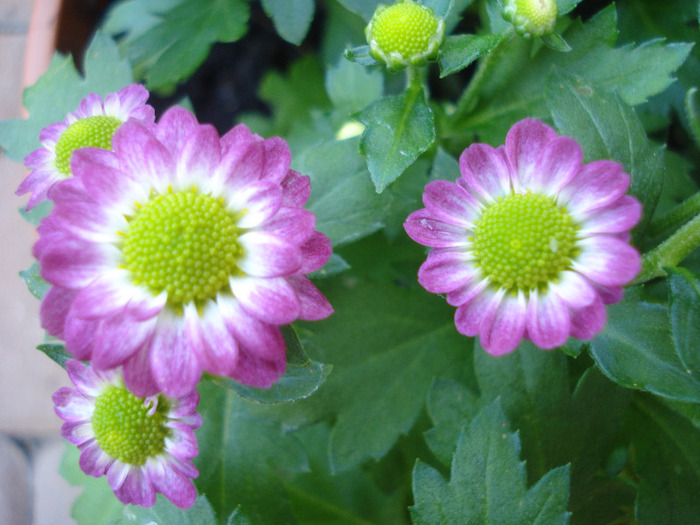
366 0 444 69
503 0 558 37
92 385 170 465
121 189 242 309
54 116 122 176
472 193 579 293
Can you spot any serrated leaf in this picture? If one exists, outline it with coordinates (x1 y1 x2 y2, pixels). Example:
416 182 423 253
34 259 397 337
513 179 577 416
261 0 315 45
102 0 249 93
325 58 384 115
546 71 664 231
195 380 309 522
298 137 386 246
0 33 133 162
556 0 583 16
590 287 700 402
359 87 436 193
629 395 700 525
439 33 503 78
37 343 71 369
266 274 470 472
117 494 216 524
411 401 571 525
19 261 50 300
667 268 700 374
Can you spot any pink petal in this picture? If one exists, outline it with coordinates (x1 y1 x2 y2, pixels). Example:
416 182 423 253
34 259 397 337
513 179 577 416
40 286 77 338
526 291 570 349
445 276 490 307
79 440 113 476
579 195 642 235
286 275 334 320
549 270 597 308
53 387 93 422
70 274 133 320
281 171 311 208
188 302 239 376
230 180 283 229
418 248 476 293
260 136 292 184
404 209 469 248
113 467 156 507
112 121 174 190
155 106 200 152
229 276 301 325
122 346 161 398
573 236 641 286
229 349 286 388
480 291 527 356
518 136 582 195
454 289 503 337
63 314 98 360
61 420 94 445
39 236 112 288
65 359 110 396
74 149 147 210
148 459 197 509
217 296 286 360
504 118 558 192
299 231 333 273
91 312 157 370
106 461 131 491
38 121 66 144
560 160 630 218
164 421 199 460
170 391 201 423
219 129 265 189
458 143 512 202
423 180 482 226
176 123 221 187
260 207 316 245
237 232 302 277
570 294 607 340
150 318 203 397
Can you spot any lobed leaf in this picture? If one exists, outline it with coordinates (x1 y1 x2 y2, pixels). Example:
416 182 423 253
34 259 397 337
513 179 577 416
260 0 315 45
667 268 700 374
439 34 504 78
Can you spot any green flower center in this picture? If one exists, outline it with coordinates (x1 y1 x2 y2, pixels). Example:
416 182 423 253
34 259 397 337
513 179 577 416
92 385 170 465
121 189 243 309
370 1 439 58
472 193 579 292
54 116 122 176
505 0 558 37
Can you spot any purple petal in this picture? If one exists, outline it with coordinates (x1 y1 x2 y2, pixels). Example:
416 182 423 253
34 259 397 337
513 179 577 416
66 359 110 396
122 346 161 398
518 136 581 195
74 149 147 210
148 459 197 509
154 106 199 152
573 236 641 286
75 93 103 118
404 209 469 248
61 420 94 445
579 195 642 235
480 292 527 356
176 123 221 187
230 180 282 228
560 160 630 218
38 122 66 144
79 440 113 476
40 286 76 338
164 422 199 460
549 270 596 309
113 467 156 507
170 391 201 423
286 275 334 320
63 314 98 360
53 387 92 422
526 291 570 349
260 136 292 184
91 312 157 370
260 207 316 245
454 289 503 337
112 121 174 190
219 128 265 189
418 248 476 293
229 276 301 325
189 302 239 376
570 295 607 340
40 237 114 288
504 118 558 191
592 282 624 305
70 274 133 320
445 276 490 307
281 171 311 208
423 180 481 226
217 296 286 360
229 349 286 388
458 143 512 202
237 232 302 277
299 231 332 273
150 318 202 397
106 461 131 491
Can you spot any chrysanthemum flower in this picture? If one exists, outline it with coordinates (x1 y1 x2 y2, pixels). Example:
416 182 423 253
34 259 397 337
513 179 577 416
36 106 333 396
404 118 641 355
17 84 155 210
53 360 201 508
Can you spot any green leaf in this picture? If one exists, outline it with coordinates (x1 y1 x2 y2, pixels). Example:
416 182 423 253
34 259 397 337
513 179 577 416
216 325 333 404
18 200 52 226
117 494 217 524
359 87 436 193
19 261 50 300
226 506 254 525
629 395 700 525
325 58 384 115
335 0 382 21
195 380 309 522
343 44 381 66
438 34 503 78
590 287 700 402
59 444 124 525
298 137 386 246
411 401 571 525
667 268 700 374
556 0 583 16
310 253 351 279
37 343 71 369
261 0 315 45
0 33 133 162
268 274 470 472
102 0 249 93
540 32 572 53
546 71 664 231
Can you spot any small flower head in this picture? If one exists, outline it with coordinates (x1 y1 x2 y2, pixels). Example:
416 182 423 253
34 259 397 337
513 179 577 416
366 0 445 70
36 106 333 397
503 0 558 37
17 84 155 210
53 360 201 508
404 118 642 355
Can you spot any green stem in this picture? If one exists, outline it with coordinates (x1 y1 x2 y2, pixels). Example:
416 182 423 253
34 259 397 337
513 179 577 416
451 30 514 122
633 212 700 284
648 191 700 236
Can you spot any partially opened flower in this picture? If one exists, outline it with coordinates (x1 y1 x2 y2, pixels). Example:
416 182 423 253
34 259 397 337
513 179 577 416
36 106 333 396
18 84 155 210
404 118 641 355
53 360 201 508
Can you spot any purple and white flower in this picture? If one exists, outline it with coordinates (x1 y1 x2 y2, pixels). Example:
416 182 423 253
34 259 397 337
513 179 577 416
17 84 155 210
53 360 201 508
36 106 333 396
404 118 641 355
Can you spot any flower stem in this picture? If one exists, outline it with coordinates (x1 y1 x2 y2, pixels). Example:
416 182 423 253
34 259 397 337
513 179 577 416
451 30 514 121
648 191 700 236
634 212 700 284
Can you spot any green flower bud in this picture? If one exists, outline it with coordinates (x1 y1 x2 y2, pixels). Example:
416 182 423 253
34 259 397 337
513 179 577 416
365 0 445 70
503 0 558 38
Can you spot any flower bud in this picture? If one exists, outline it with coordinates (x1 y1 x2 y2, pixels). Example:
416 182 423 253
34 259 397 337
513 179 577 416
503 0 558 38
365 0 445 70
